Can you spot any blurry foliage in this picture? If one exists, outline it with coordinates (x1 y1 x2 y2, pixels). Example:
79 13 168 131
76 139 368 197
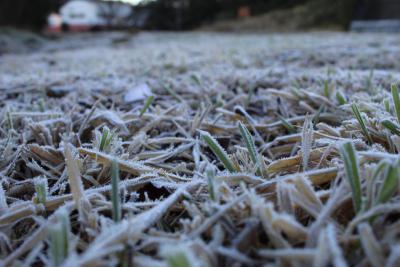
0 0 67 29
141 0 357 30
141 0 309 30
0 0 356 31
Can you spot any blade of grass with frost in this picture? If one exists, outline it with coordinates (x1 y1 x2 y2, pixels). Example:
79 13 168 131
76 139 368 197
301 116 313 171
163 84 183 103
366 160 388 209
6 107 13 130
50 210 70 267
323 80 330 98
352 103 373 144
111 159 122 222
339 142 363 213
200 131 237 172
277 114 296 134
238 122 261 174
376 162 399 204
382 120 400 136
167 252 190 267
358 223 385 267
0 184 7 209
312 104 324 126
336 91 347 105
139 95 154 117
290 87 302 99
384 98 390 113
38 98 46 112
64 144 84 202
98 127 116 152
33 177 48 204
391 84 400 123
246 86 255 106
206 164 217 202
99 127 109 151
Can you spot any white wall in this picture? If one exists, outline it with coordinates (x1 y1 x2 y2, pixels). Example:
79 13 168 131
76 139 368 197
60 0 105 26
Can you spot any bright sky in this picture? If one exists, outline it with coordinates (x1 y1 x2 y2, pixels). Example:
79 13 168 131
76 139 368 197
103 0 144 5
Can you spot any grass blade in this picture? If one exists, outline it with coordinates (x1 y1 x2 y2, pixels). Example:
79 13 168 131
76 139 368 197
50 209 70 267
166 251 190 267
33 177 48 204
382 120 400 136
336 91 347 105
206 164 217 202
301 115 314 171
383 98 390 113
111 159 122 223
376 161 399 204
200 131 237 172
140 95 154 117
277 114 297 134
238 122 261 174
99 127 109 151
339 142 363 213
352 103 373 144
163 84 183 102
391 84 400 124
323 80 330 98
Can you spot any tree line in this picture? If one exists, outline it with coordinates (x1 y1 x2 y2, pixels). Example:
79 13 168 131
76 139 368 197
0 0 355 30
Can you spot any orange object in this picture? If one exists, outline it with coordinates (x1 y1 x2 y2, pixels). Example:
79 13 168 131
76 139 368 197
238 6 251 18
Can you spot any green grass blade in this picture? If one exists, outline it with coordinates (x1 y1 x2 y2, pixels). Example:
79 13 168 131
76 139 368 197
339 142 363 213
391 84 400 124
50 209 70 267
336 91 347 105
140 95 154 117
163 84 183 102
99 127 109 151
377 162 399 204
238 122 260 168
111 159 122 222
382 120 400 136
312 104 325 125
200 131 237 173
167 252 190 267
383 98 390 113
206 164 217 202
104 131 116 151
351 103 373 144
366 160 389 209
323 80 330 98
33 177 48 204
277 114 297 134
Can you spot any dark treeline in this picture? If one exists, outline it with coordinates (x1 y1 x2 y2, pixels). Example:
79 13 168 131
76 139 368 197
140 0 308 30
0 0 67 29
0 0 356 30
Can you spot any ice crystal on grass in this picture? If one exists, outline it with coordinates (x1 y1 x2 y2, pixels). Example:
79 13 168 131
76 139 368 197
2 32 400 267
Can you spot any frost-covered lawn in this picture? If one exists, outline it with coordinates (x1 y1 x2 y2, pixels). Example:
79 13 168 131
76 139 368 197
1 32 400 266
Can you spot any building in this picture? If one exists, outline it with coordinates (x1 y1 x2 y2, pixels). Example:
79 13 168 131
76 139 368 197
46 0 134 32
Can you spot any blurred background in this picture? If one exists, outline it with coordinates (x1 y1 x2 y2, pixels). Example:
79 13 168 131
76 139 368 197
2 0 399 32
0 0 399 55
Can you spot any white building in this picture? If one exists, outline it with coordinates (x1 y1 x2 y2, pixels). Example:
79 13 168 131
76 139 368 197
58 0 133 30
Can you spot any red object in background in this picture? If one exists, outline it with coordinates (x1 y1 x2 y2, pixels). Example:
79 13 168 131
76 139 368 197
45 26 61 33
238 6 251 18
68 25 92 32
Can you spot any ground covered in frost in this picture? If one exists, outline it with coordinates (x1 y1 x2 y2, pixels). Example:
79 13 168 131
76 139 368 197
1 32 400 266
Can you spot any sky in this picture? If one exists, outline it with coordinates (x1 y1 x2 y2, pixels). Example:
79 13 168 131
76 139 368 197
104 0 144 5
